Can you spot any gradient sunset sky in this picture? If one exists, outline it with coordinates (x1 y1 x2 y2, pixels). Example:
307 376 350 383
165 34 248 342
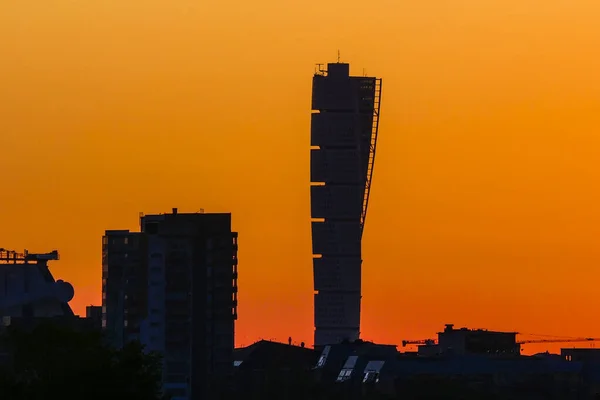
3 0 600 353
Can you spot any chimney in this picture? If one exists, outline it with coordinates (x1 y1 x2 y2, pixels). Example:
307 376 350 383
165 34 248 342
172 208 178 215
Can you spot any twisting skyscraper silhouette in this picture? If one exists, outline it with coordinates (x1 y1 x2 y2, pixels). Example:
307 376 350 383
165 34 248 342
310 61 382 347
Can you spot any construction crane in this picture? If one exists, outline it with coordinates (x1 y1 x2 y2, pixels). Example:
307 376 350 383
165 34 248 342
0 248 59 264
518 337 600 345
402 339 435 347
402 337 600 347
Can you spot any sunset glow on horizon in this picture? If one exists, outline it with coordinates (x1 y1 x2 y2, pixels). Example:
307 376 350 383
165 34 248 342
3 0 600 354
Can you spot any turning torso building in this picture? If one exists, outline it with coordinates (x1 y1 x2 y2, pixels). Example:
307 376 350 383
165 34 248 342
310 61 382 347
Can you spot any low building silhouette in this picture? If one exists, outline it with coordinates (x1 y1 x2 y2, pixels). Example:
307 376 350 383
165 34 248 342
232 340 319 399
85 305 102 331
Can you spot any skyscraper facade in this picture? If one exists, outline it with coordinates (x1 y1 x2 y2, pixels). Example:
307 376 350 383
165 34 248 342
310 62 382 347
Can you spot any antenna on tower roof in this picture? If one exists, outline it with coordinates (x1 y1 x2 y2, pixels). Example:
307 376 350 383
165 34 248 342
337 50 341 63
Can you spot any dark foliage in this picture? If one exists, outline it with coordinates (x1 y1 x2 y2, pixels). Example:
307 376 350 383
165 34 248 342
0 322 164 400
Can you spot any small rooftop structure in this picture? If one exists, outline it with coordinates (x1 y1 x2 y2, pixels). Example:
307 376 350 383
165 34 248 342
411 324 520 357
562 348 600 363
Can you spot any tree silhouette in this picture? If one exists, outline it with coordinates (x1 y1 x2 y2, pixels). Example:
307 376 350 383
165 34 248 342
0 321 165 400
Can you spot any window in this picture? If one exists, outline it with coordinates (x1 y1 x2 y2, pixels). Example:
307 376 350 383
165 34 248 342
124 237 129 245
316 355 327 368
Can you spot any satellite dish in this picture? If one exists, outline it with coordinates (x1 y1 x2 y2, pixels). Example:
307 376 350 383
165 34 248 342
54 280 75 303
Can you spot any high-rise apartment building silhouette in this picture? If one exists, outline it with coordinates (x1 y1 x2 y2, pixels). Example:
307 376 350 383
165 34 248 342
102 209 239 400
310 62 382 347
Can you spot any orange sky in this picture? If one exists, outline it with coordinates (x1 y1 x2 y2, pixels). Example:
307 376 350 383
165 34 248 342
3 0 600 354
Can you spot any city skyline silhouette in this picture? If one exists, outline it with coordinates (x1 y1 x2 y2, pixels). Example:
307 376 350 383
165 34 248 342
3 0 600 355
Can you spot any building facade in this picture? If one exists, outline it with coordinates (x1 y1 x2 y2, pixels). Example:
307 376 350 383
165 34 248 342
101 230 147 348
411 324 522 357
0 249 74 319
102 209 238 400
85 305 103 330
310 62 382 347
